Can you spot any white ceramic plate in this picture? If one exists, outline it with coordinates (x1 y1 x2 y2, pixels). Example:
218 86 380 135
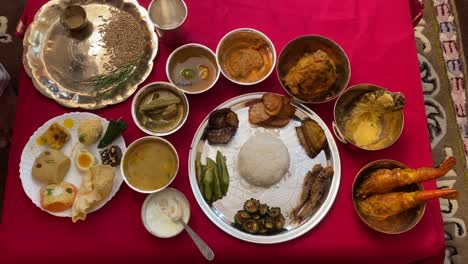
19 112 126 218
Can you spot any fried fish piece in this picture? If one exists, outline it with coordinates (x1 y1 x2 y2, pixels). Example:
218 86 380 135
39 122 71 149
293 166 334 223
290 164 323 218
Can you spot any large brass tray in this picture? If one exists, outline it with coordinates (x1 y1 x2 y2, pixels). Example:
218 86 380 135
23 0 158 109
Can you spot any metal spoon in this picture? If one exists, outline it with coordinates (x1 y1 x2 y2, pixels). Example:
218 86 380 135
165 199 214 261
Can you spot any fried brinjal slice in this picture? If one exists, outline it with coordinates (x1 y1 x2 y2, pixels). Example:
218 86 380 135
205 108 239 144
206 126 237 144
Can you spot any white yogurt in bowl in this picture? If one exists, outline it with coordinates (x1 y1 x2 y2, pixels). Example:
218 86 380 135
141 188 190 238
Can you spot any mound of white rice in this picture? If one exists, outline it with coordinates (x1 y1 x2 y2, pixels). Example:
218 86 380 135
237 133 290 187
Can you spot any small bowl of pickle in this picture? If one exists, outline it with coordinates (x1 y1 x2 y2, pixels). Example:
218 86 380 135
166 43 220 94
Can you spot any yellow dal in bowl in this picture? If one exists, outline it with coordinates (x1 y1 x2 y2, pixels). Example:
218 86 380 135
123 140 177 191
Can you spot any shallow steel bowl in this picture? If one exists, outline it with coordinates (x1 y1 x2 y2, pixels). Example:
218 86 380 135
131 82 189 137
166 43 220 94
121 136 179 194
216 28 276 86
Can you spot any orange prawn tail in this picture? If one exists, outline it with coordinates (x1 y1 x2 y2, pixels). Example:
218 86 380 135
409 157 456 183
438 157 456 174
415 188 458 202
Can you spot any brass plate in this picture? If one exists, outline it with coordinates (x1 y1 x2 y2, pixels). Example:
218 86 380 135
23 0 158 109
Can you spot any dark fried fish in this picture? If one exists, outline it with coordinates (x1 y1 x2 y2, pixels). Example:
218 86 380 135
290 164 323 218
293 166 334 223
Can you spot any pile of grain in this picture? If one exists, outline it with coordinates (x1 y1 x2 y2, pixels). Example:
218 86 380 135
99 8 147 71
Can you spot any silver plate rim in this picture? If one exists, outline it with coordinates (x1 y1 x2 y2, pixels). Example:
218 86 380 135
188 92 341 244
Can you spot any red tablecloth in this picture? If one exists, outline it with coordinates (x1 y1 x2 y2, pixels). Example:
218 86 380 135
1 0 444 263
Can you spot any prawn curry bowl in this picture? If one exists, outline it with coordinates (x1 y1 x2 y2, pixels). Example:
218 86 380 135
189 92 341 244
352 158 457 234
352 160 425 234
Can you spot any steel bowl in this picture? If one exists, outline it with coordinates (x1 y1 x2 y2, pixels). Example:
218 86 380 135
332 83 404 151
216 28 276 85
352 159 425 234
166 43 220 94
132 82 189 136
121 136 179 194
141 187 190 238
277 35 351 104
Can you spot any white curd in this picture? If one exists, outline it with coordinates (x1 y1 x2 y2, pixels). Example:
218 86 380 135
142 188 190 238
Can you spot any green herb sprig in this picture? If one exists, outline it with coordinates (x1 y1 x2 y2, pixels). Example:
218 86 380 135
84 59 141 97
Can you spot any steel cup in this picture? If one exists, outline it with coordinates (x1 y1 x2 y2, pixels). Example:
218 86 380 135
148 0 187 46
60 5 88 32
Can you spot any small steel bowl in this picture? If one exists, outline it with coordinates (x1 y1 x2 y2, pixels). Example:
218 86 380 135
60 5 87 31
141 187 190 238
166 43 220 94
132 82 189 136
277 35 351 104
352 160 425 234
216 28 276 85
332 84 404 151
121 136 179 194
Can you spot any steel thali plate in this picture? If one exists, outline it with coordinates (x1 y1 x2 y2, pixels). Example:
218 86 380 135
188 92 341 244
